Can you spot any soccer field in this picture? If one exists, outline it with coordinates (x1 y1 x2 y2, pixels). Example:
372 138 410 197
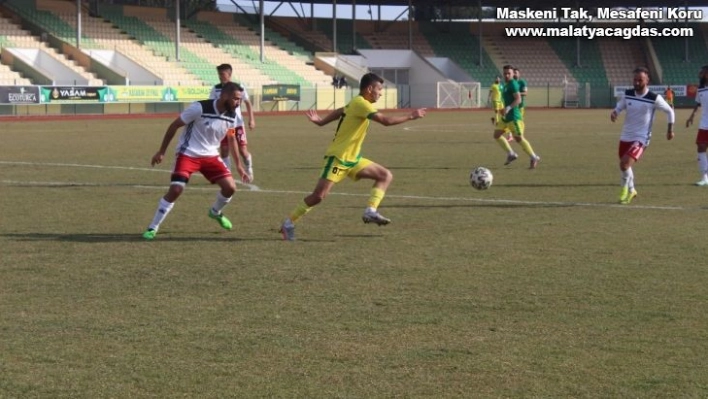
2 108 708 397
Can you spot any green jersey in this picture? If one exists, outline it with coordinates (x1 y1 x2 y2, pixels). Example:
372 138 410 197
502 79 521 122
516 78 527 108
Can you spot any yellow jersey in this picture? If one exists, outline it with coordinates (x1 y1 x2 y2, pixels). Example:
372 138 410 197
325 95 377 164
490 83 502 103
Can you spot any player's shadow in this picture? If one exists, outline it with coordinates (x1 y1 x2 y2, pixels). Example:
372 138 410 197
380 203 576 209
2 232 278 243
499 183 617 188
334 234 385 238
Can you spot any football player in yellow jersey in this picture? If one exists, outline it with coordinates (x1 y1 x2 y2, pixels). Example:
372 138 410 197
488 76 503 126
279 73 427 241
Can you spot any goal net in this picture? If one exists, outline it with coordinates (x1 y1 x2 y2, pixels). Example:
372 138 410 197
436 81 481 108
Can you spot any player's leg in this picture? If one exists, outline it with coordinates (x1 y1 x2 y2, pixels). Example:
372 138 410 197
618 141 642 204
494 124 518 165
695 130 708 186
510 120 540 168
280 156 344 240
203 156 237 230
235 127 253 182
353 159 392 225
143 155 196 239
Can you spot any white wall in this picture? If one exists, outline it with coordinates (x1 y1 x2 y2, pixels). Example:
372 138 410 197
14 48 87 85
84 49 162 85
427 57 474 83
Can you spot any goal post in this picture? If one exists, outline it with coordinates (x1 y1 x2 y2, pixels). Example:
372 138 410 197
437 81 481 109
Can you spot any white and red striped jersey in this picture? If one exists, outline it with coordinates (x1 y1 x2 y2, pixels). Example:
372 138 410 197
614 89 675 145
175 100 237 158
695 87 708 129
210 82 248 127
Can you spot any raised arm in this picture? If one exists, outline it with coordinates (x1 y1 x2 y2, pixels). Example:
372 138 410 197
370 108 426 126
306 107 344 126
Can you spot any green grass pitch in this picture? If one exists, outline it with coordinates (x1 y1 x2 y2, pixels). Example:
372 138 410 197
1 108 708 397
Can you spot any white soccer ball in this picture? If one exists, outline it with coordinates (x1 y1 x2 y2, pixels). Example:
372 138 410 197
470 167 493 190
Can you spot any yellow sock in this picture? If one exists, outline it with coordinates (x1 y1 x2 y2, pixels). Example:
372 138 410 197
367 188 386 209
519 138 537 158
288 200 312 223
496 136 513 152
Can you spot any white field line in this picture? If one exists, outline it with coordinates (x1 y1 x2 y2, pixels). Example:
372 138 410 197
0 160 689 211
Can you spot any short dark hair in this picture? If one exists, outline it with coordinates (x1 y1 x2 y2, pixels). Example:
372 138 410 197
633 66 650 75
513 67 520 73
359 72 384 91
217 63 232 73
221 81 243 94
503 64 514 71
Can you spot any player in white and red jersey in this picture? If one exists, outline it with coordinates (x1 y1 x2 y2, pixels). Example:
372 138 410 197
141 82 250 240
210 63 256 182
610 67 674 204
685 65 708 186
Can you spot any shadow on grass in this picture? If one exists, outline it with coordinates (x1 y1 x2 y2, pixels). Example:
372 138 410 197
343 203 578 209
2 232 287 243
334 234 385 238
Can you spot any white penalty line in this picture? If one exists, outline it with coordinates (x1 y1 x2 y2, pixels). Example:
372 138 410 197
0 179 689 211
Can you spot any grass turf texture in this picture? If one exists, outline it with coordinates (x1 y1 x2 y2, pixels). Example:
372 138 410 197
1 109 707 397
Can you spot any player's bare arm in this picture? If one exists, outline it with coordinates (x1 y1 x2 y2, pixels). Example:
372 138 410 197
687 103 701 127
151 117 185 166
306 108 344 126
245 99 255 129
227 133 250 183
667 123 675 140
371 108 426 126
656 96 675 140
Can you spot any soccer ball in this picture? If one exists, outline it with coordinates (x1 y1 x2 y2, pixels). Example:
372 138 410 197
470 167 493 190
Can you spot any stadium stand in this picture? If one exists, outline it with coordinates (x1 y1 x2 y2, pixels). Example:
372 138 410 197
0 16 35 85
651 23 708 85
481 23 577 86
98 6 217 85
270 16 333 53
33 3 202 86
547 34 610 88
316 19 373 54
597 37 648 87
1 0 104 85
420 22 499 84
357 21 436 57
188 11 331 87
231 14 316 63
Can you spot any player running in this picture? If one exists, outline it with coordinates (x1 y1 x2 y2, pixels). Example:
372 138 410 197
493 64 541 169
611 67 675 204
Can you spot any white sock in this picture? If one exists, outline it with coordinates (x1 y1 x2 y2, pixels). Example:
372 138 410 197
148 198 174 231
621 168 634 189
365 206 376 214
698 152 708 181
243 154 252 170
210 191 232 215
